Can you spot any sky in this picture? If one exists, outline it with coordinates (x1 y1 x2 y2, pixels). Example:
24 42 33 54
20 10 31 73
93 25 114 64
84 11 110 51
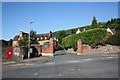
2 2 118 40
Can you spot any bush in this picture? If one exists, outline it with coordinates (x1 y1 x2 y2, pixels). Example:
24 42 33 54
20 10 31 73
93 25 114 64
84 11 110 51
106 30 120 45
62 34 78 50
62 28 107 51
78 28 107 46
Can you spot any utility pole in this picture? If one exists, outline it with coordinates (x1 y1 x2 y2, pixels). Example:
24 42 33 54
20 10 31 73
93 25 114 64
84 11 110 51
28 20 33 59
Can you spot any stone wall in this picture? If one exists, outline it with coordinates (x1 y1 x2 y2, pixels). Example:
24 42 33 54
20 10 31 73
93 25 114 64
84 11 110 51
66 44 120 55
82 44 91 54
90 44 120 54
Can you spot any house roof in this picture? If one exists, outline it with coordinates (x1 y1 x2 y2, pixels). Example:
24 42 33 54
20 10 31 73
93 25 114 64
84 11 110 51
13 31 28 41
13 35 19 41
13 31 51 41
36 33 50 41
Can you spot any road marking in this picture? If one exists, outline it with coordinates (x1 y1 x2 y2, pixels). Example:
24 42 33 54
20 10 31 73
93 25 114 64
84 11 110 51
68 60 80 63
71 69 75 70
67 59 93 63
45 62 55 65
25 64 34 66
83 58 93 61
106 57 113 59
34 72 38 76
77 69 80 71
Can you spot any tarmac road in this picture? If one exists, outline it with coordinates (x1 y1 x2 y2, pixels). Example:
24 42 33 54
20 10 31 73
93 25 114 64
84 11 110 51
2 50 118 78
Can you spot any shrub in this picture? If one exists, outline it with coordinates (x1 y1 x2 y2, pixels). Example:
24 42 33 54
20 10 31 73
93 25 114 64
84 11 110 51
62 28 107 51
62 34 78 50
78 28 107 46
106 30 120 45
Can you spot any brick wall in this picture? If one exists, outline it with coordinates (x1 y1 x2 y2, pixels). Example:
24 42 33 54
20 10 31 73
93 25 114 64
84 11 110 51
42 41 54 53
77 40 91 55
38 40 49 45
77 39 82 54
41 38 54 56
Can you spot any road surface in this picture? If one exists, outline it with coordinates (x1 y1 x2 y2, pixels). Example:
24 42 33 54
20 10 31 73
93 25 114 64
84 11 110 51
2 50 118 78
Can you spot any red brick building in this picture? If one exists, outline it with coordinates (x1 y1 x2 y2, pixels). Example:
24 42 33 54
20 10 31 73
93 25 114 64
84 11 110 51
12 31 60 57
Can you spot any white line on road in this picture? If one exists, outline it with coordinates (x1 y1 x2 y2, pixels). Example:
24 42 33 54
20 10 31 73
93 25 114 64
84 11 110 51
77 69 81 71
68 60 80 63
34 72 39 76
82 58 93 61
45 62 55 65
71 69 75 70
26 64 34 66
106 57 113 59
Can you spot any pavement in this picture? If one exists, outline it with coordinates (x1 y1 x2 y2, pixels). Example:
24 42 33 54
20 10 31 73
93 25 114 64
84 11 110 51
2 50 66 65
2 56 54 66
2 50 118 78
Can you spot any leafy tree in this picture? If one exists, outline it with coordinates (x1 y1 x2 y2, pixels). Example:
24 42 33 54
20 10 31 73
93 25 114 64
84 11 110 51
91 16 98 28
58 30 67 44
30 29 38 44
8 39 12 47
18 37 28 47
71 29 76 34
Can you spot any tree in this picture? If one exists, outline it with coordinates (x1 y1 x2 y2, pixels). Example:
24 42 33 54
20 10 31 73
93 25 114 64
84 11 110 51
91 16 97 28
49 31 52 38
18 37 28 47
71 29 75 34
8 39 12 47
30 29 38 44
58 30 67 44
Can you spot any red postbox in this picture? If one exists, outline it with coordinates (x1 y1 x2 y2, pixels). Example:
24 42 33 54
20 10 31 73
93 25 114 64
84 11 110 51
7 48 12 59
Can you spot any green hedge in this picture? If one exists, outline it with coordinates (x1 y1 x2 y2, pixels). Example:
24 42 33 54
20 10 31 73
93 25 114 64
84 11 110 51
62 28 107 51
62 34 78 50
106 30 120 45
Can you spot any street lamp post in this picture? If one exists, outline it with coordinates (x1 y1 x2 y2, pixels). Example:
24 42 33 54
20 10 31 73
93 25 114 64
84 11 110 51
28 20 33 59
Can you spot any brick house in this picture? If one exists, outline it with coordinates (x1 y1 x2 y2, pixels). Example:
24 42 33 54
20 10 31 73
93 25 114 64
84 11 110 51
12 30 28 47
36 32 52 45
12 30 54 47
12 30 61 57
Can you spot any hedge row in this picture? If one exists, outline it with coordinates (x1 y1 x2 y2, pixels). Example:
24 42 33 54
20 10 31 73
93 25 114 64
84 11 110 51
62 28 107 51
62 34 78 50
106 30 120 45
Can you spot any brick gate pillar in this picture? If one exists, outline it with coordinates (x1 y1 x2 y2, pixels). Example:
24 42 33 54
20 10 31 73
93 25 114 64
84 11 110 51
49 38 54 53
41 38 54 57
77 39 82 55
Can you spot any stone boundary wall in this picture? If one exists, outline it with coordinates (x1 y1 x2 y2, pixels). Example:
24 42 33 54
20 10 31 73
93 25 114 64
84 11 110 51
90 44 120 54
66 44 120 55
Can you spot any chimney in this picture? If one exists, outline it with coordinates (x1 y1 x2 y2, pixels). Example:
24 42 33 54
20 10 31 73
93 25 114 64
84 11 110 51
19 30 23 37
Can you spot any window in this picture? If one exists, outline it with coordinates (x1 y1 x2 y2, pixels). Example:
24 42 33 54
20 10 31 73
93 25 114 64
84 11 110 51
37 37 39 41
41 37 43 40
45 36 47 40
